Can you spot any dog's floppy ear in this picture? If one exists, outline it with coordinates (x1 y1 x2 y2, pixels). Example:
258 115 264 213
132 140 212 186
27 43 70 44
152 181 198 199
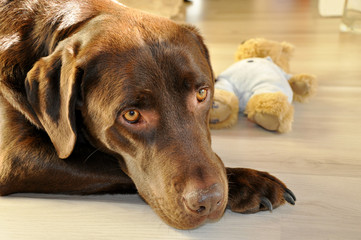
181 24 214 81
181 24 211 62
25 44 82 159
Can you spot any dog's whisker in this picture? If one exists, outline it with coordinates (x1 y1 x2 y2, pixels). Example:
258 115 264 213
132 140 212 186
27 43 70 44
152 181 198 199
83 148 100 163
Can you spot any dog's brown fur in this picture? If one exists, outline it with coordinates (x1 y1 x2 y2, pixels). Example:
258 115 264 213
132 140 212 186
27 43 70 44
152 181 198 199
0 0 295 229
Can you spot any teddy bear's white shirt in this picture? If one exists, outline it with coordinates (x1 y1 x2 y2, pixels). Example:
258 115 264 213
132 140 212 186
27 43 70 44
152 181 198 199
215 57 293 111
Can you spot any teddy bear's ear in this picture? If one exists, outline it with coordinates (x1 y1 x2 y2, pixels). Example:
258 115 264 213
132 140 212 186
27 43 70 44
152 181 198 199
281 42 295 55
276 41 295 72
235 39 257 61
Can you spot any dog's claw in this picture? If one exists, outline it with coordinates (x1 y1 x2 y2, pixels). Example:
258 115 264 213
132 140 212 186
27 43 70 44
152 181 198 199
285 188 296 201
284 189 296 205
260 197 273 212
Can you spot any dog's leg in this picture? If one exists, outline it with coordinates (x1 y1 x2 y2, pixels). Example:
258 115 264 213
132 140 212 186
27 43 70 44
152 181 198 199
0 143 136 196
0 146 136 196
0 103 136 196
226 167 296 213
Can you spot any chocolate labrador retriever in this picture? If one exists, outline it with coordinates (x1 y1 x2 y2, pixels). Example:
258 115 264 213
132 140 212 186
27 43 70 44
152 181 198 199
0 0 296 229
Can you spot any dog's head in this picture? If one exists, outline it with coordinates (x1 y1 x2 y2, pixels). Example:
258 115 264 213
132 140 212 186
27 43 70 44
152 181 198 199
20 12 228 229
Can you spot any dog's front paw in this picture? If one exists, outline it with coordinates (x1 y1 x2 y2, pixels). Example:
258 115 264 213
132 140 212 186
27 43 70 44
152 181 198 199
226 168 296 213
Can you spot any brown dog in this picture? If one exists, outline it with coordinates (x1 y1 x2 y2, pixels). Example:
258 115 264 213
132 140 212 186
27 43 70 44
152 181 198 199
0 0 296 229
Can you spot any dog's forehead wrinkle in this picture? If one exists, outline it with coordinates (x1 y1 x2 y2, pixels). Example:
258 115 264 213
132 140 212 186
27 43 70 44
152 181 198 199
141 39 206 89
94 34 210 106
117 82 162 112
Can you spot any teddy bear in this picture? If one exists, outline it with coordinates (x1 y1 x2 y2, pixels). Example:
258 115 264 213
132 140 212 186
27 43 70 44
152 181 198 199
209 38 317 133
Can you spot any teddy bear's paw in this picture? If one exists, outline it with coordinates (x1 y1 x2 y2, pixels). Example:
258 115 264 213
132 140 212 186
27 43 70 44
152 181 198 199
253 112 280 131
209 89 239 129
245 92 294 133
289 74 317 102
226 168 296 213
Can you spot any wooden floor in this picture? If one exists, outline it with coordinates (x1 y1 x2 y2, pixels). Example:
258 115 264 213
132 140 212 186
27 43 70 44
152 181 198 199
1 0 361 239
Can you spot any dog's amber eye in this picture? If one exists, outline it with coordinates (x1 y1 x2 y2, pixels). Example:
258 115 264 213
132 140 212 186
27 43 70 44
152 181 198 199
196 88 208 102
123 110 141 123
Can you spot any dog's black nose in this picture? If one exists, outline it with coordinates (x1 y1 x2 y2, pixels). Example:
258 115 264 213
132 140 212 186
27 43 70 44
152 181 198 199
183 183 224 216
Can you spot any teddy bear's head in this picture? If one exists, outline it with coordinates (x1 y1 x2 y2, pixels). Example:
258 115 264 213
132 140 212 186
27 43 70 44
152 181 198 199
235 38 294 72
